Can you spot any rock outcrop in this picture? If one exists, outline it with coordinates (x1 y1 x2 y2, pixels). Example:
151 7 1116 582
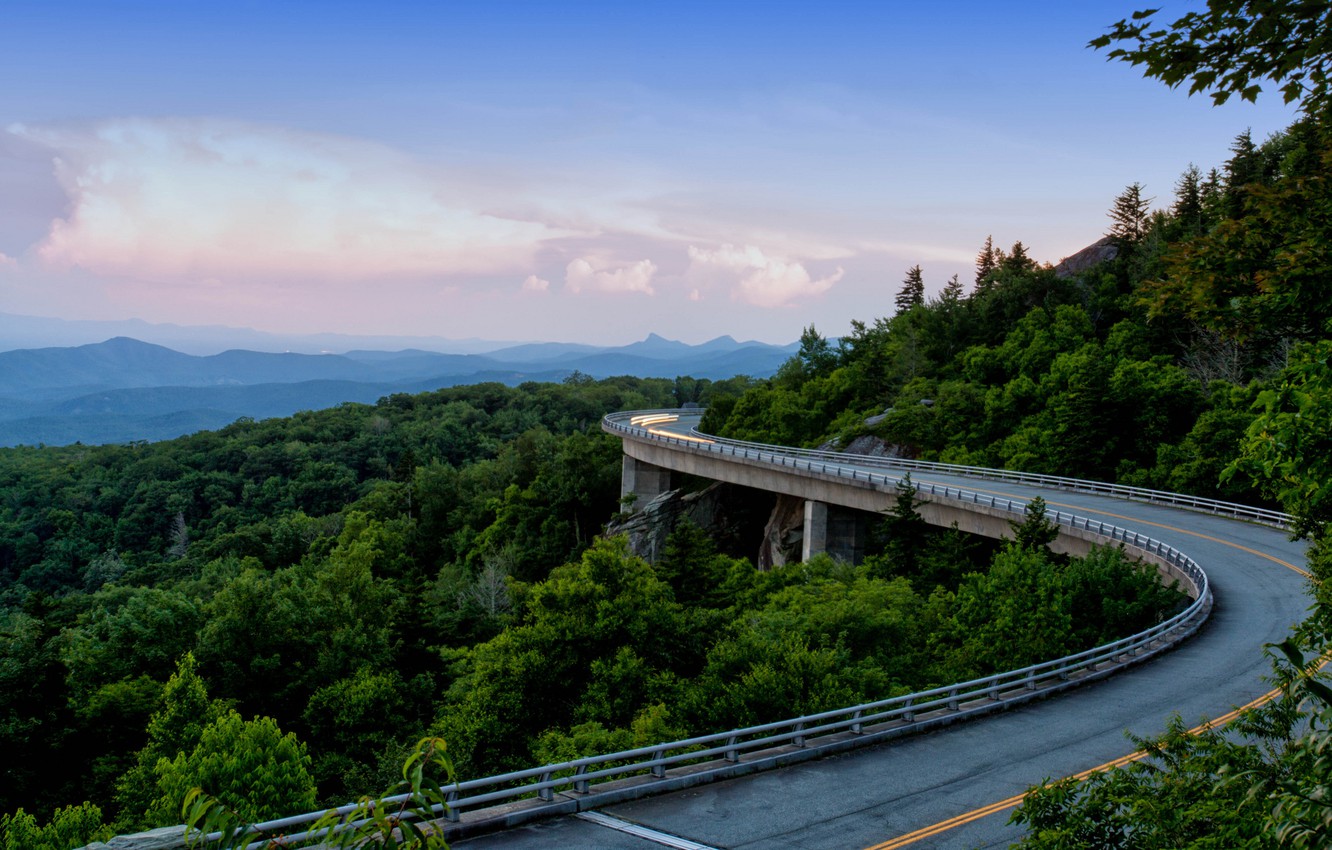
1054 236 1118 278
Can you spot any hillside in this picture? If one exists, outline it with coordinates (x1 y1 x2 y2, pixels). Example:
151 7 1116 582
0 334 796 446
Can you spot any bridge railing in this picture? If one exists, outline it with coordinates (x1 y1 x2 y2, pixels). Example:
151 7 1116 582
92 410 1226 848
602 409 1292 529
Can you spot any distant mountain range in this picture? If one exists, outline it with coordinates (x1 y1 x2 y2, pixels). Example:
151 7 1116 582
0 334 797 446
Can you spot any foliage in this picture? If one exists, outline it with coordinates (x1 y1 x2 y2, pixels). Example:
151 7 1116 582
1010 631 1332 850
896 265 925 315
151 711 316 827
183 737 454 850
1107 182 1153 245
1089 2 1332 113
1228 338 1332 536
0 803 109 850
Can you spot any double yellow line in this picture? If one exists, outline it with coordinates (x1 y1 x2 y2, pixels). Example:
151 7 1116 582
865 691 1278 849
864 489 1309 849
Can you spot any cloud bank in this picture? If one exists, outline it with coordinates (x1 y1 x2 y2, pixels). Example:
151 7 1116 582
564 257 657 295
12 118 568 281
687 244 843 308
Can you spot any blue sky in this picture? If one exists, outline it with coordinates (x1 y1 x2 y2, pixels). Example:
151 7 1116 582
0 1 1301 346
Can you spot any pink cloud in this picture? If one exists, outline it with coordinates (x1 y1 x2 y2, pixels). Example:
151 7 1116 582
564 257 656 295
686 243 843 308
13 119 569 282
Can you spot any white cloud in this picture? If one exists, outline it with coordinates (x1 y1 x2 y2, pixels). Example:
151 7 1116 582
0 251 15 269
521 274 550 292
564 257 656 295
686 243 843 308
11 118 570 281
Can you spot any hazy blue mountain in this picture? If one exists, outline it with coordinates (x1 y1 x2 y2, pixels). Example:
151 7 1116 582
0 331 797 446
0 311 521 356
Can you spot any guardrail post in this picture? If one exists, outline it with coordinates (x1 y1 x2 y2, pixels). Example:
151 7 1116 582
1025 672 1036 691
850 709 864 734
725 736 740 762
948 688 960 711
903 699 915 722
538 771 554 801
445 790 460 822
574 764 590 794
793 722 806 748
651 749 666 778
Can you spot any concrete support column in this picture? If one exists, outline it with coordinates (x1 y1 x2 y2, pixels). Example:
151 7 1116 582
802 500 867 563
802 500 828 561
621 455 674 510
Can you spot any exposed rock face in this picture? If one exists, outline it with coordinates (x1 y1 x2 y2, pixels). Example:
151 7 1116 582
1054 236 1118 278
840 434 908 459
607 481 775 565
758 494 806 570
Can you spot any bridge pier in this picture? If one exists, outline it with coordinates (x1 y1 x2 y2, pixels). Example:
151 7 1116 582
621 455 674 510
802 500 867 563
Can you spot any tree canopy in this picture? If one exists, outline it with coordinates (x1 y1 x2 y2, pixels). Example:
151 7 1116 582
1090 2 1332 113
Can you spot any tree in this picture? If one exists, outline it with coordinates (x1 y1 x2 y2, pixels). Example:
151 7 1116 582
1143 129 1332 342
0 803 109 850
896 265 925 315
1172 163 1205 236
151 711 316 826
1002 241 1037 273
975 235 998 293
1107 182 1153 244
940 273 965 305
1227 339 1332 536
1009 496 1060 552
1090 2 1332 114
115 652 224 830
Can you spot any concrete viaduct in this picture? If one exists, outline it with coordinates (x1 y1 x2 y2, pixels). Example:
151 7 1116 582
615 410 1202 589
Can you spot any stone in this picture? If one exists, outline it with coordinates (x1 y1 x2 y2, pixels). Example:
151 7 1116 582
1054 236 1119 278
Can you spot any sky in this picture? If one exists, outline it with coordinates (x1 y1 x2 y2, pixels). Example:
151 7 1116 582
0 1 1303 347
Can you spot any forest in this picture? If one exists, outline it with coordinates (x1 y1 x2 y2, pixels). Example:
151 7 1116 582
7 3 1332 846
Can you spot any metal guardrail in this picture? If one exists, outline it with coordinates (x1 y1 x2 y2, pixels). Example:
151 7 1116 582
95 408 1236 848
603 408 1292 530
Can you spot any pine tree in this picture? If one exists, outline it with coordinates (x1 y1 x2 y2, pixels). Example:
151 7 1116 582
1200 167 1223 222
941 273 964 305
1002 241 1036 273
974 235 997 292
896 265 925 315
1107 182 1153 244
1222 129 1259 218
1172 164 1204 236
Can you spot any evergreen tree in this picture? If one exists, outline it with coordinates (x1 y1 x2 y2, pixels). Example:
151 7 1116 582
896 265 925 315
1172 164 1205 236
1107 182 1153 244
974 235 997 293
1200 166 1224 222
1223 128 1259 217
1001 240 1036 272
940 273 965 305
1009 497 1060 552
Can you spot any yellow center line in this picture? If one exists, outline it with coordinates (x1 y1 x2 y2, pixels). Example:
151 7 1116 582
911 476 1308 577
861 478 1310 849
864 688 1289 850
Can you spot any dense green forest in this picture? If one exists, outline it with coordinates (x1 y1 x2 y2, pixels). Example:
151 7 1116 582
8 4 1332 845
0 365 1181 846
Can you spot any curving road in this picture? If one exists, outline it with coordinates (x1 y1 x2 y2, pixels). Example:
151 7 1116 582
457 416 1310 850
